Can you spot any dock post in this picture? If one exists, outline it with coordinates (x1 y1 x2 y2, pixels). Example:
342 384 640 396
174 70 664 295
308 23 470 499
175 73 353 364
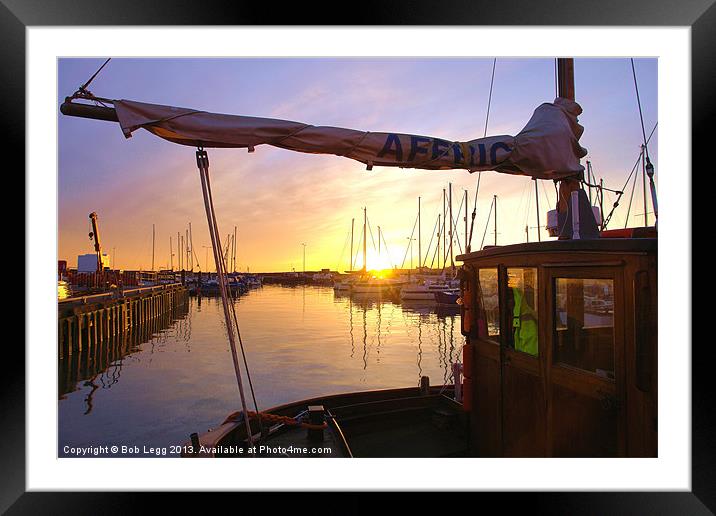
71 315 78 356
66 318 72 359
420 376 430 396
92 311 98 348
58 319 65 360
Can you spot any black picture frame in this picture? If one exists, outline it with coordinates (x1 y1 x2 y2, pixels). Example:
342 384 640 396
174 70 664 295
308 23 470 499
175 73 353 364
7 0 707 512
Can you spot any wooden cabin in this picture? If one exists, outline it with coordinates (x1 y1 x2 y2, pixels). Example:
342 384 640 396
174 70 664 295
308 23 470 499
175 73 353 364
457 233 657 457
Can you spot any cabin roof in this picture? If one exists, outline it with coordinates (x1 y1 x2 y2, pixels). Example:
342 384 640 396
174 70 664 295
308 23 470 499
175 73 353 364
456 237 657 262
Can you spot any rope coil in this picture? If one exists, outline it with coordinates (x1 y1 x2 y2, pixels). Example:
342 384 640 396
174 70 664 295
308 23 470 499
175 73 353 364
223 410 328 431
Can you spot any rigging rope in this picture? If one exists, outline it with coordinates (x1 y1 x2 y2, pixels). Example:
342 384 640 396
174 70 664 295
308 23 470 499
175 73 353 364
400 213 419 269
467 59 496 253
422 214 440 268
624 155 642 228
379 228 394 269
479 196 495 251
352 225 364 270
601 122 657 228
631 59 650 161
196 148 257 449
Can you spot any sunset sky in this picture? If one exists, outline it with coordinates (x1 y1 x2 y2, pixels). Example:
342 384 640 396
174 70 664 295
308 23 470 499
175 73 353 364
58 58 657 273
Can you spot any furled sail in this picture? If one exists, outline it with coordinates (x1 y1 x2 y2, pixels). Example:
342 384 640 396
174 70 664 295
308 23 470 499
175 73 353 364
112 97 587 180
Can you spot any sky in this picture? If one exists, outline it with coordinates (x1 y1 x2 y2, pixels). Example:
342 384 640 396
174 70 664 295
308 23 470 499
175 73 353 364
58 57 657 273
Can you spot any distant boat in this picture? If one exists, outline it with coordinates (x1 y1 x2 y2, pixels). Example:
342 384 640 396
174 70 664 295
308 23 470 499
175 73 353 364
333 276 355 292
351 277 405 295
400 278 459 301
433 290 460 306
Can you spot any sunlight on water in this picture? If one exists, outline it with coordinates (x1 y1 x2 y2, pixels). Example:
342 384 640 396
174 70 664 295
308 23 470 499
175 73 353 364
58 285 461 456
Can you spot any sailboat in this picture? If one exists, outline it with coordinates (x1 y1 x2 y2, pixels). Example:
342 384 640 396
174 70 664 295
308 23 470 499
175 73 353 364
60 57 657 458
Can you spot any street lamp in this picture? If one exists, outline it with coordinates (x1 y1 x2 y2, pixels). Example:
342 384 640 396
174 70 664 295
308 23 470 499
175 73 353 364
301 243 307 273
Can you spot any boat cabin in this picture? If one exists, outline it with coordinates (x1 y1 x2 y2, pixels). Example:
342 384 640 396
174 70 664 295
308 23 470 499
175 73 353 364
457 235 657 457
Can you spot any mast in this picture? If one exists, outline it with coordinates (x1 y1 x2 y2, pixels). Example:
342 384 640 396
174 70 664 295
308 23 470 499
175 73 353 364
494 195 498 246
556 58 582 233
464 189 468 250
178 232 181 269
442 189 446 271
641 145 648 226
599 178 605 230
233 226 237 273
449 183 454 272
170 236 173 270
350 218 354 271
417 197 421 271
188 222 194 271
534 179 541 242
437 214 441 271
363 207 367 273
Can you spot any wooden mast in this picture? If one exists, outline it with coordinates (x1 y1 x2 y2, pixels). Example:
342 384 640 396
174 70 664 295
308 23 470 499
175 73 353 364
417 197 421 270
556 58 582 221
350 218 354 271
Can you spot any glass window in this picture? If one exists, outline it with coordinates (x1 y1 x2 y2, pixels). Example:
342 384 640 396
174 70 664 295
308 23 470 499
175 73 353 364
554 278 615 379
507 268 538 356
477 269 500 341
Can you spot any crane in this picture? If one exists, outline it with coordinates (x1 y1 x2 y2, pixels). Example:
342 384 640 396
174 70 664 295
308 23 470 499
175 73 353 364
88 212 104 272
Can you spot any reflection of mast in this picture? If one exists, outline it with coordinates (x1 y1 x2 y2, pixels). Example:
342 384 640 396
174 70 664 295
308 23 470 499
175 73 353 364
349 297 354 358
362 303 368 370
376 302 382 360
83 374 100 415
416 314 423 382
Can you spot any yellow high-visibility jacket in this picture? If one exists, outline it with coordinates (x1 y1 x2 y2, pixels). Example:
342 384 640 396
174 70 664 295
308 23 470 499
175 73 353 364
513 288 538 356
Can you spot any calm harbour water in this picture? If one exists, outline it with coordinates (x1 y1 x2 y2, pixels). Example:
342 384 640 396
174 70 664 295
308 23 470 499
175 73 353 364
58 285 461 457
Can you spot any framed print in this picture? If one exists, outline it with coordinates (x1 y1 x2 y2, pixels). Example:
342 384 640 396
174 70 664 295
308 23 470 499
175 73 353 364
6 0 709 512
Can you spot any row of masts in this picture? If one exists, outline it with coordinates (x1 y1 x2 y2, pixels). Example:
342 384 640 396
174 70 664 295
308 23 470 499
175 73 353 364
149 222 239 273
344 183 504 274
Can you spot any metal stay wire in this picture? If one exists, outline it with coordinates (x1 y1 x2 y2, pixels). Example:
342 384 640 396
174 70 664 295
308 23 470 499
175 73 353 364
196 148 255 449
204 166 262 424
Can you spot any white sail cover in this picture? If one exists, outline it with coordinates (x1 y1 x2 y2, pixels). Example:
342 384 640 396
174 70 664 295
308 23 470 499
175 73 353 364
114 97 587 180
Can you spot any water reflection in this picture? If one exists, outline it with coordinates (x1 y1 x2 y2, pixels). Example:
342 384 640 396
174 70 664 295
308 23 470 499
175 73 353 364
58 302 191 409
58 285 463 455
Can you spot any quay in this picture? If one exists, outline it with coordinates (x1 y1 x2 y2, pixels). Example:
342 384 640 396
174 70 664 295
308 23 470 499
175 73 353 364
57 283 189 360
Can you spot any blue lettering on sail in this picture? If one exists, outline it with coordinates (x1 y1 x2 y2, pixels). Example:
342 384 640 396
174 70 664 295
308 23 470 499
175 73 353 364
431 139 450 161
478 144 487 166
490 142 511 164
377 134 403 162
451 143 463 165
409 136 431 161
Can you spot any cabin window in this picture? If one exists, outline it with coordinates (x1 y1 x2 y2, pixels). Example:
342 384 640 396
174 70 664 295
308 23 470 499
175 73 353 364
477 268 500 341
554 278 615 379
506 268 538 356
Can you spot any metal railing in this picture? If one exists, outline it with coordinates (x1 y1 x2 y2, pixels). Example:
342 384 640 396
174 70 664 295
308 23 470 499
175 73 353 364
58 282 184 305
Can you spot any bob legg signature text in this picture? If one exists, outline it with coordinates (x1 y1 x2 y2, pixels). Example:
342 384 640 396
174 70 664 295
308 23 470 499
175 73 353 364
62 445 170 456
